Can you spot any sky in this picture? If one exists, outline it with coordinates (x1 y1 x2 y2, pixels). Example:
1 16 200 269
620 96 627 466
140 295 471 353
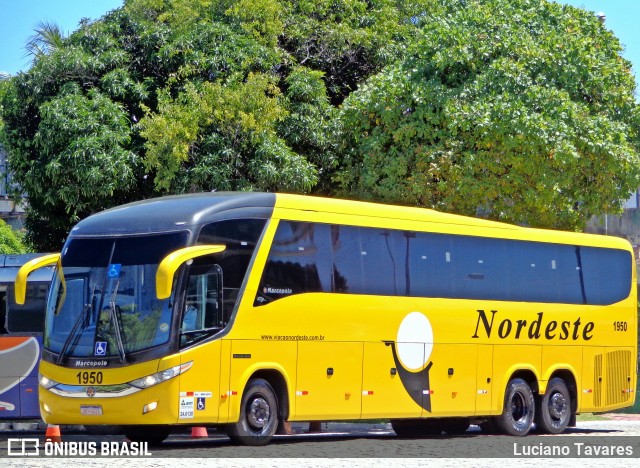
564 0 640 89
0 0 124 76
0 0 638 87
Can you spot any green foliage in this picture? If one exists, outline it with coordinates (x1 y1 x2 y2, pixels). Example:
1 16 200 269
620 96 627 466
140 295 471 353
279 0 432 103
337 0 640 230
0 219 26 254
225 0 284 47
279 67 339 191
140 73 317 192
25 21 66 60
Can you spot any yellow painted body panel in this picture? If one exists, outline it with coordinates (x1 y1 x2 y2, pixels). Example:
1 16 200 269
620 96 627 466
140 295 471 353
39 356 182 425
475 345 494 414
177 340 222 423
428 344 478 416
361 341 422 418
295 342 363 419
226 339 297 423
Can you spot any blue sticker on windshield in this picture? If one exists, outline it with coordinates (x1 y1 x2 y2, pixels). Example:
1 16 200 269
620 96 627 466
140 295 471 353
108 264 121 278
95 341 107 356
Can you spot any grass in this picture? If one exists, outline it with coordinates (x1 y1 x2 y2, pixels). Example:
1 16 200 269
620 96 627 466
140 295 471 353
576 413 608 422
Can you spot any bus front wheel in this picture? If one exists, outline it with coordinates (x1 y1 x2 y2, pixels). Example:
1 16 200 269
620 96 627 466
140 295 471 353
496 378 535 436
536 377 571 434
227 378 279 446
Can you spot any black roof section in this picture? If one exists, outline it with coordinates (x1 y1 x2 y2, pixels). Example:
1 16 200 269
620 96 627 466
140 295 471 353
70 192 276 236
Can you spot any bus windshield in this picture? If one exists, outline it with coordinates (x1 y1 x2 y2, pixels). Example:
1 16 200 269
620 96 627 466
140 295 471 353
44 232 189 360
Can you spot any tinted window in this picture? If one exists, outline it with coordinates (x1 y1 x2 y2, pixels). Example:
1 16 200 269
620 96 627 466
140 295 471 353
580 247 632 305
198 218 267 289
360 228 406 296
255 221 632 306
408 232 453 297
509 241 561 302
452 236 509 301
5 282 49 333
554 245 585 304
63 232 189 267
257 222 332 304
198 218 267 315
332 225 364 294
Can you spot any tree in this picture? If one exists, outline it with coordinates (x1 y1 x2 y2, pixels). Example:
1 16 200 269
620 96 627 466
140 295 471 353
140 74 317 193
278 0 433 104
336 0 640 230
25 21 67 60
0 219 26 254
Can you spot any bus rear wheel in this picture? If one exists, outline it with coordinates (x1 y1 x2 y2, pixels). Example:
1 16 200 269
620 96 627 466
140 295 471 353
536 377 571 434
496 378 535 436
227 378 279 446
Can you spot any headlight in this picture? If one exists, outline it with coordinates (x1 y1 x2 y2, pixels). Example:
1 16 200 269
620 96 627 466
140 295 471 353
39 373 58 389
128 361 193 389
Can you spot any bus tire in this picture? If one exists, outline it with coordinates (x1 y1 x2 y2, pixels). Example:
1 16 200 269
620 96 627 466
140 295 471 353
227 378 279 446
536 377 571 434
496 378 535 436
123 425 171 445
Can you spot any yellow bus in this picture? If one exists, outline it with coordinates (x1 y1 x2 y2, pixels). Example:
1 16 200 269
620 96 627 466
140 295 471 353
15 193 637 444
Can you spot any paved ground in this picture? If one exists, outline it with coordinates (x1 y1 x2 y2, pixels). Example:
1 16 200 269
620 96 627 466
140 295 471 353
1 416 640 466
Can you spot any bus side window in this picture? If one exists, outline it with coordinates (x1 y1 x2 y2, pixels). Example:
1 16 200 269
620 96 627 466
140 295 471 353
332 225 365 294
408 232 453 298
256 221 331 305
0 290 7 334
360 228 405 296
5 283 48 334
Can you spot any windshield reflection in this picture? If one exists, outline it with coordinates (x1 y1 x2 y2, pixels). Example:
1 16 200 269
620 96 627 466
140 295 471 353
44 232 188 359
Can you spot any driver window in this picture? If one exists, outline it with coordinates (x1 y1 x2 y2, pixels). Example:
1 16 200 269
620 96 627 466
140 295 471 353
181 264 223 338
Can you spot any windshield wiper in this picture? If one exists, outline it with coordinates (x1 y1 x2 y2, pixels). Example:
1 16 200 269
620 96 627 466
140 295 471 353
109 301 127 364
57 285 96 364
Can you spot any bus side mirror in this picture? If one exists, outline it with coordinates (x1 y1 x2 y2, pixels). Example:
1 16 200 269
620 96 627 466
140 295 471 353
155 245 226 300
14 253 60 305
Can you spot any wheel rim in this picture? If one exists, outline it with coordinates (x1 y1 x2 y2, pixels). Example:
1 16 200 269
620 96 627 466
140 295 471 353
510 391 530 427
247 396 271 432
548 391 568 423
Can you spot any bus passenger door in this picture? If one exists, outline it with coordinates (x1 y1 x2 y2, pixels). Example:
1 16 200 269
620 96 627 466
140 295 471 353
295 342 363 420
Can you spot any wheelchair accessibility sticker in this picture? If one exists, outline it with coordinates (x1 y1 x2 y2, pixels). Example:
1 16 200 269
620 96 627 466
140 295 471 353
108 264 121 278
94 341 107 356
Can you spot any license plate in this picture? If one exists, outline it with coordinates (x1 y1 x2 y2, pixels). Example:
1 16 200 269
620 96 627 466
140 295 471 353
80 405 103 416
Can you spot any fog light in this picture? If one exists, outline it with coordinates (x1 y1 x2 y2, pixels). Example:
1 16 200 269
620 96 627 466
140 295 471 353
143 401 158 414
